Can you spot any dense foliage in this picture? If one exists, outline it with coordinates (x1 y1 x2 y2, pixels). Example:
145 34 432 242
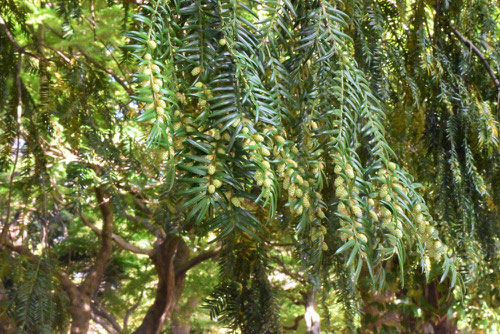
0 0 498 333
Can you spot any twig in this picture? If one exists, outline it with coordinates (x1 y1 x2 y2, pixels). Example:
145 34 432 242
77 46 133 95
90 0 97 41
123 292 143 331
283 314 304 331
1 54 23 244
45 24 132 95
450 27 500 94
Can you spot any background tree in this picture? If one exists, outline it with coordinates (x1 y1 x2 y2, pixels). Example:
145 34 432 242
0 0 498 333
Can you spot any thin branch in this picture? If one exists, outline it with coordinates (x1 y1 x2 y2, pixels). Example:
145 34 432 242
76 46 132 95
90 0 97 41
1 54 23 244
3 241 80 301
283 314 304 331
175 248 220 276
80 213 152 256
271 255 306 284
0 14 21 49
123 292 143 331
450 27 500 93
45 25 132 95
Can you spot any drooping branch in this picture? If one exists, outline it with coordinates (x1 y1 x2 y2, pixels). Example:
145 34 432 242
0 53 23 244
450 27 500 93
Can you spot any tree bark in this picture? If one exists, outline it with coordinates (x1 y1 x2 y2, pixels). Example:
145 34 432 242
304 291 320 334
133 236 189 334
69 295 92 334
171 296 200 334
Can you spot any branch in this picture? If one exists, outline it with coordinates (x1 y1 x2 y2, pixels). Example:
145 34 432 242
81 186 115 295
283 314 304 331
175 248 220 276
0 14 21 50
80 213 152 256
91 313 118 334
123 292 143 331
44 25 132 95
91 301 122 333
3 241 80 301
450 27 500 93
76 46 132 95
1 53 23 243
271 255 306 284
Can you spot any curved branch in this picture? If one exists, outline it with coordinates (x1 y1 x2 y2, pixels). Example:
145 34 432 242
81 187 115 295
283 314 304 331
175 248 220 277
80 213 152 256
450 27 500 92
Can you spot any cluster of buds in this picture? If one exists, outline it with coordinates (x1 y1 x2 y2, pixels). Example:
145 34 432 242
193 80 213 112
139 44 175 158
311 224 328 250
333 155 368 243
240 122 277 203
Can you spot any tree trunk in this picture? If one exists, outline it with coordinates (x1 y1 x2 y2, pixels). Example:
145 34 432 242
171 296 200 334
69 295 92 334
133 236 189 334
304 291 320 334
171 324 191 334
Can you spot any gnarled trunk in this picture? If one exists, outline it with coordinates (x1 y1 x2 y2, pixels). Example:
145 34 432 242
133 236 189 334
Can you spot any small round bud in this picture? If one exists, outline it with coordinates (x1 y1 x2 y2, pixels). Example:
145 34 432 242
219 38 227 46
144 53 152 61
191 66 201 76
334 176 344 187
231 197 241 207
147 40 157 49
261 147 271 157
346 167 355 179
208 165 216 175
334 164 342 174
208 185 216 194
157 99 166 108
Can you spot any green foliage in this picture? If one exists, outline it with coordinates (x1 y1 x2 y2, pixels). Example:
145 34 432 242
0 0 498 333
0 252 69 333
